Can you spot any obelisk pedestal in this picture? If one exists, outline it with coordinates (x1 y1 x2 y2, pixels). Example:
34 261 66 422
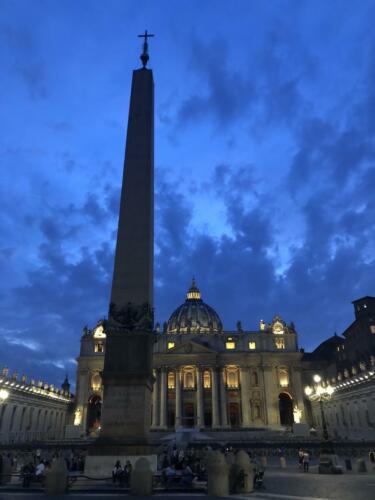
85 38 156 475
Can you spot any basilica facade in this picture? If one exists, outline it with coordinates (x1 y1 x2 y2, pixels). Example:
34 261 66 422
74 280 306 436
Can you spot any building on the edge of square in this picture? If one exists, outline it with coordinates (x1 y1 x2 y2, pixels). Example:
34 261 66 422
0 371 73 445
302 296 375 440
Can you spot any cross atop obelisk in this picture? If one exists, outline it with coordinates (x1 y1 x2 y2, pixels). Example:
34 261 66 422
138 30 155 68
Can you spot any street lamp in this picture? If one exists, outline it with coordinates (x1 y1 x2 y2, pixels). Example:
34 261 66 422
0 388 9 404
304 375 334 440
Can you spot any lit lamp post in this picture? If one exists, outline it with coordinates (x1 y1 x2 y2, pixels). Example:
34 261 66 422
304 374 334 440
0 388 9 404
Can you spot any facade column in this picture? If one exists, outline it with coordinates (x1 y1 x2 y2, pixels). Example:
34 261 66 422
291 367 306 423
160 368 167 429
175 368 182 429
262 364 278 425
196 367 204 428
240 367 251 427
219 367 229 427
151 368 159 428
211 367 220 428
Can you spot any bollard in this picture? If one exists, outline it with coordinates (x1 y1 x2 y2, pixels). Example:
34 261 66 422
44 458 68 495
0 456 12 485
357 458 367 473
207 451 229 497
226 452 236 494
260 456 267 467
130 458 153 496
234 450 254 493
280 456 287 468
345 458 352 471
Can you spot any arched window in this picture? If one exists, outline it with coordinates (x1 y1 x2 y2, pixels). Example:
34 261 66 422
226 366 239 388
91 372 101 391
168 372 175 389
278 368 289 388
183 367 195 389
203 371 211 389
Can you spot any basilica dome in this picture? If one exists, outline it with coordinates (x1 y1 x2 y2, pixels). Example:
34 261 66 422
167 279 223 334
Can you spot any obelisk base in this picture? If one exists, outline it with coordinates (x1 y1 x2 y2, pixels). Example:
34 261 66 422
86 328 156 476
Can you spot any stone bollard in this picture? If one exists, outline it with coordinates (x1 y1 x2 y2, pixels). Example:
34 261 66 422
0 456 12 485
130 458 153 496
357 458 367 473
260 456 267 468
234 450 254 494
44 458 68 495
280 456 287 468
207 451 229 497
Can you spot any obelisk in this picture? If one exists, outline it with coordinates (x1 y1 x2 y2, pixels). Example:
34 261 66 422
95 32 155 455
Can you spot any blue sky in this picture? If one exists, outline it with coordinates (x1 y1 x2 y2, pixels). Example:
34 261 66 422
1 0 375 386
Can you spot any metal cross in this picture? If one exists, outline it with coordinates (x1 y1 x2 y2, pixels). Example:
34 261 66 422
138 30 155 68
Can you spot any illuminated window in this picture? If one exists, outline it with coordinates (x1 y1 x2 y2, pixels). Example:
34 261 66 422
370 325 375 334
168 372 175 389
91 373 101 391
94 342 104 353
249 341 256 350
203 370 211 388
183 367 195 389
278 368 289 387
168 342 175 350
226 337 236 350
226 366 239 388
275 338 285 349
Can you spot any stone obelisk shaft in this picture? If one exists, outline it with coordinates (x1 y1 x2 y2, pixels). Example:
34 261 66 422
98 67 154 449
110 68 154 310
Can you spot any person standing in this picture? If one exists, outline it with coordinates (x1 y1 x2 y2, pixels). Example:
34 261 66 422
298 449 304 470
303 450 310 472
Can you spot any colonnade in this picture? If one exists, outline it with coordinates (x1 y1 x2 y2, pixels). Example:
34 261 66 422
0 402 68 444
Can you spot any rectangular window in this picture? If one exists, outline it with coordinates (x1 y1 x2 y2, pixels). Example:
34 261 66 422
94 342 104 353
249 341 256 350
226 337 236 349
370 325 375 334
167 342 175 350
275 338 285 349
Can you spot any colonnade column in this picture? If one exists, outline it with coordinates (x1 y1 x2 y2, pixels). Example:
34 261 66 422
160 368 167 429
240 367 251 427
211 367 220 428
175 369 182 429
196 367 204 428
151 368 159 428
219 367 229 427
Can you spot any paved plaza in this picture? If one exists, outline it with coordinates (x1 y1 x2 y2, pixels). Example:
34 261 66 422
1 466 375 500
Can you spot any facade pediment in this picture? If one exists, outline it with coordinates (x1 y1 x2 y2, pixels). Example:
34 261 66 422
169 339 217 355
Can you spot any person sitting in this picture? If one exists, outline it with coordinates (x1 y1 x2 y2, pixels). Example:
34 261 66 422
165 464 176 486
123 460 132 487
112 460 123 484
181 463 194 487
21 462 35 488
35 460 45 481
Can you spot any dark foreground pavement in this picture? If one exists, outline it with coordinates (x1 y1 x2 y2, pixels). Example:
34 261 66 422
0 468 374 500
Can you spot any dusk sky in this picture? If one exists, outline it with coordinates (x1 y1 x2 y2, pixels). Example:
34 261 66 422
1 0 375 387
